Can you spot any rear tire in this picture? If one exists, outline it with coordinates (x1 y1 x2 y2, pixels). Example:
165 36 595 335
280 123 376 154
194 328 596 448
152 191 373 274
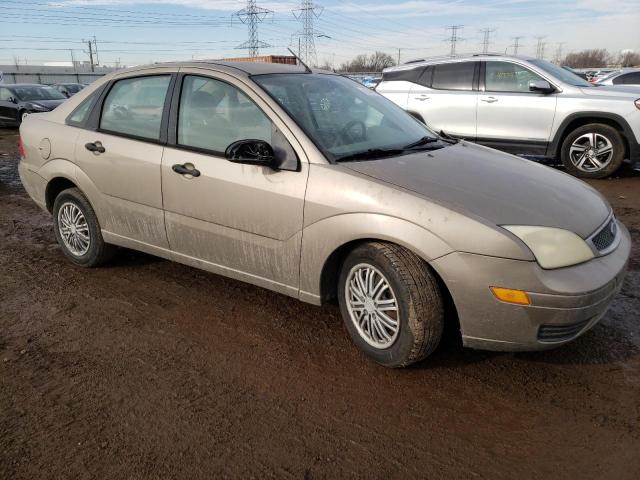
337 242 444 368
560 123 625 179
52 188 115 267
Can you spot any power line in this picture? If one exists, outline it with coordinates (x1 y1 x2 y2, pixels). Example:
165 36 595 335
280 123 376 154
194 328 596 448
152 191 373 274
233 0 273 57
292 1 324 65
445 25 464 57
535 36 546 59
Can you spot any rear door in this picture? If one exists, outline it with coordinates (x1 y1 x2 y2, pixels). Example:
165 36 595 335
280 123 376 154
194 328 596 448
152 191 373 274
74 70 175 250
407 61 478 139
476 61 557 154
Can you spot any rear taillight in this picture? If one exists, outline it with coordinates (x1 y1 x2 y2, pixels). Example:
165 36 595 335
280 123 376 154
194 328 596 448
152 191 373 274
18 136 25 159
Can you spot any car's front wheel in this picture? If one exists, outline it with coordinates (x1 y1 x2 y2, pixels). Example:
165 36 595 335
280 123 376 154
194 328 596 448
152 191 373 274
52 188 115 267
560 123 625 179
337 242 444 368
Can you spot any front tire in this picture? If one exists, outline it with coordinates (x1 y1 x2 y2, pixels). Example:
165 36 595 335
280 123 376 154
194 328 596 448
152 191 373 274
337 242 444 368
52 188 114 267
560 123 625 179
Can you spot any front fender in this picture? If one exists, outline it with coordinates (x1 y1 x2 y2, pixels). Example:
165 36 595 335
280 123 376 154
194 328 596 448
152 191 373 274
299 212 453 303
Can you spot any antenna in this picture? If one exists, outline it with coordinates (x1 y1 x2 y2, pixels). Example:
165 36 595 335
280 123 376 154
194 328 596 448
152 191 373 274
233 0 273 57
288 47 312 73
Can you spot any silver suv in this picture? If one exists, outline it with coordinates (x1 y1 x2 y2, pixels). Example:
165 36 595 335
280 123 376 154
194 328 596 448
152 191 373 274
377 55 640 178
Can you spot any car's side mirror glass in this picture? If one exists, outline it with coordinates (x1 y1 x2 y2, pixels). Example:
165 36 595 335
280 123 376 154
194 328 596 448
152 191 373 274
225 139 278 169
529 80 555 94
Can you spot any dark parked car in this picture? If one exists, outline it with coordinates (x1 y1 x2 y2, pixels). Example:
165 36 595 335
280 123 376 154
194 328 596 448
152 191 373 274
0 83 66 127
52 83 86 97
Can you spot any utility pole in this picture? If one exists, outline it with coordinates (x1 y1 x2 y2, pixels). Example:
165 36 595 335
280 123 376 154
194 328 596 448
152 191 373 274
293 1 324 66
84 39 95 72
480 28 496 54
511 36 523 55
69 49 76 71
233 0 272 57
445 25 464 57
397 48 401 65
92 36 99 66
535 36 546 60
553 42 565 64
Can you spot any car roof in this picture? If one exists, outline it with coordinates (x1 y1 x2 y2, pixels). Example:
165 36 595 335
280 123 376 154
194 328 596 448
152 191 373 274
2 83 47 88
118 60 321 77
383 54 537 73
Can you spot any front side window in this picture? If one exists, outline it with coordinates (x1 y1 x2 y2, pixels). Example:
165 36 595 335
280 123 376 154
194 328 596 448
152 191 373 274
615 72 640 85
254 74 440 161
431 62 475 91
100 75 171 140
529 59 592 87
485 62 545 93
177 75 272 153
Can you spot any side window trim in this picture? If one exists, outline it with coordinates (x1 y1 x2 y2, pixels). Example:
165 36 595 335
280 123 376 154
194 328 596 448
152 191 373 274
88 73 177 144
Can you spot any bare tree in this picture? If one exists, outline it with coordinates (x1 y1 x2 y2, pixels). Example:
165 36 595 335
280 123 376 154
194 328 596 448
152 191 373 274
618 50 640 67
562 49 611 68
339 51 396 72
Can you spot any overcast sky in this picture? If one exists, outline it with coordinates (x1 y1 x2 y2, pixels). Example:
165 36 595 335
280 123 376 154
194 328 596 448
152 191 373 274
0 0 638 66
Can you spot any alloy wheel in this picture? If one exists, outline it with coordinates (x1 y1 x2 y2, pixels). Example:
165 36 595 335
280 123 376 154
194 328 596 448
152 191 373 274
569 132 614 173
345 263 400 349
58 202 91 256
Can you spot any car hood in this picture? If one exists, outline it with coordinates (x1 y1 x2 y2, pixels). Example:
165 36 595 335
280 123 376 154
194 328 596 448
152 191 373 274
342 142 610 239
580 85 640 97
23 99 65 109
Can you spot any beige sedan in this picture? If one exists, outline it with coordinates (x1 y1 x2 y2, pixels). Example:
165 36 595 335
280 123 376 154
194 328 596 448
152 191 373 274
18 61 630 367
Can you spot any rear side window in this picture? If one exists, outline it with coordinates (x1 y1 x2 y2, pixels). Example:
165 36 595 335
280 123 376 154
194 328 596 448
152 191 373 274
100 75 171 140
431 62 475 91
67 90 99 126
177 75 272 153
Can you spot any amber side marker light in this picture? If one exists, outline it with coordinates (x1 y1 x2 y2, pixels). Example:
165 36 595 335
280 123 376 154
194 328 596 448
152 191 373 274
490 287 531 306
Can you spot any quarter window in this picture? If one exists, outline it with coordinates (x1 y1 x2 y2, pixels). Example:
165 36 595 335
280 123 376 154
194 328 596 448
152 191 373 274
0 88 12 101
68 90 99 126
100 75 171 140
177 75 272 153
431 62 475 91
485 61 545 93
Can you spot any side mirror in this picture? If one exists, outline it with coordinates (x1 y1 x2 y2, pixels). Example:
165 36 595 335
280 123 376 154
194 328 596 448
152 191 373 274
225 139 278 169
9 96 18 104
529 80 555 94
62 90 70 98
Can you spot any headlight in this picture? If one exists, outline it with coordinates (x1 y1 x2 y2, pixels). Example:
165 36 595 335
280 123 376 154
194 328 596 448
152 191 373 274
503 226 594 269
635 99 640 110
27 103 48 112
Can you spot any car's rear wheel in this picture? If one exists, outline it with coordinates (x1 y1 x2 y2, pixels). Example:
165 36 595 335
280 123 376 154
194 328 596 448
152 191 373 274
337 242 444 368
52 187 115 267
561 123 625 179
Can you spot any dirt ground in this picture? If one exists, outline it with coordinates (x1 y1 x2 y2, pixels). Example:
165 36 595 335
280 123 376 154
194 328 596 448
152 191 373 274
1 128 639 479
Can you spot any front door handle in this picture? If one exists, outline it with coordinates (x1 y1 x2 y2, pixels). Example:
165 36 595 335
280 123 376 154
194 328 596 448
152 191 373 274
172 163 201 177
85 141 105 153
481 97 498 103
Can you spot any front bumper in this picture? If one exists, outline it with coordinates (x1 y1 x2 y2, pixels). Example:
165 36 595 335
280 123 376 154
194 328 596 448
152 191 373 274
432 222 631 351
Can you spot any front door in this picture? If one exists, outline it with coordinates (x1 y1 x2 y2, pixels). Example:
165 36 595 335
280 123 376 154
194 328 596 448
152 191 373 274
476 61 557 154
161 71 309 295
74 73 174 249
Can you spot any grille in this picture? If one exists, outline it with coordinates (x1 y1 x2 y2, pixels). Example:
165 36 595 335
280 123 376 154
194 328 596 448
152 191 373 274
591 218 617 252
537 319 591 342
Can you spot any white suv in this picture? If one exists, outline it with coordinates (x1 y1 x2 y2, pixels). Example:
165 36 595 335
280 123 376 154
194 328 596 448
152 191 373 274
377 55 640 178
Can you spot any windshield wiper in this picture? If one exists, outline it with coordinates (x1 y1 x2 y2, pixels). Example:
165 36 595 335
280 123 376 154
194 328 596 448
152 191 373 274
402 136 439 149
336 148 405 162
438 130 459 144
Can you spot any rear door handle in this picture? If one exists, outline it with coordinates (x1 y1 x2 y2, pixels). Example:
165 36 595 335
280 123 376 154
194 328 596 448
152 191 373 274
172 163 201 177
481 97 498 103
415 95 430 101
85 141 105 153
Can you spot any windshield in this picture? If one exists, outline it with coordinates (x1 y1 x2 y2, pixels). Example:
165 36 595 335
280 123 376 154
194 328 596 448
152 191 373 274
13 85 66 101
253 74 440 161
64 84 84 94
529 59 593 87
